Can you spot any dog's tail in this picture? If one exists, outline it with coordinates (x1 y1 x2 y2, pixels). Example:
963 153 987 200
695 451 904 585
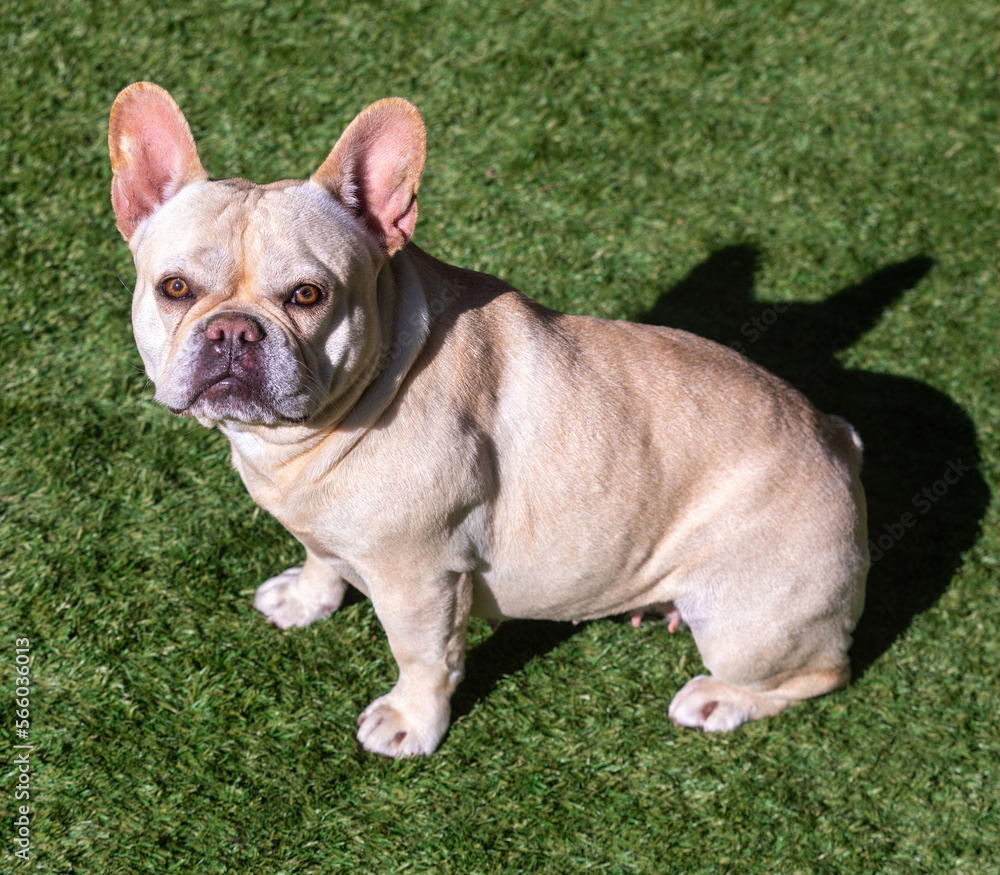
824 414 865 477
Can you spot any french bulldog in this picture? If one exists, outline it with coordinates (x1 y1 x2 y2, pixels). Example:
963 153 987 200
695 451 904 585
109 82 868 757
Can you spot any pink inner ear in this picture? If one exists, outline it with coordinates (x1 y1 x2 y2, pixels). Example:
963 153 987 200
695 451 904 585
312 99 426 255
109 83 206 240
361 143 422 252
127 103 192 196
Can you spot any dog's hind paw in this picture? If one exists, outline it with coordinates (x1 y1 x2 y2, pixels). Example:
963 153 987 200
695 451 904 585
668 675 789 732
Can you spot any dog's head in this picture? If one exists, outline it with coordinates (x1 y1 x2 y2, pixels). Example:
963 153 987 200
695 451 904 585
109 82 426 427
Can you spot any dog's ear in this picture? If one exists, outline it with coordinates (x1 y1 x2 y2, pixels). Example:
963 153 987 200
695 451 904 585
312 99 426 256
108 82 208 242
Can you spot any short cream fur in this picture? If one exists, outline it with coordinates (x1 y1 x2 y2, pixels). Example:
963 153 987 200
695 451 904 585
110 83 869 757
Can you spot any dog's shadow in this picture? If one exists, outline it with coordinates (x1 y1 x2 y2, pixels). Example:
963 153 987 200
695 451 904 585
450 245 989 720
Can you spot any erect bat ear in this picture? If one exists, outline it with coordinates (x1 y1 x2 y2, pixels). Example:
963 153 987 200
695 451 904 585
311 98 426 256
108 82 208 241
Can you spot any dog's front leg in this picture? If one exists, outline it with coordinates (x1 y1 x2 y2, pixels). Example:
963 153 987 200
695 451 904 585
253 547 348 629
357 571 472 758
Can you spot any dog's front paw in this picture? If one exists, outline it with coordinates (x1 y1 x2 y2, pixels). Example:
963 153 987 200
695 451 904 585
253 566 345 629
668 674 788 732
356 693 449 758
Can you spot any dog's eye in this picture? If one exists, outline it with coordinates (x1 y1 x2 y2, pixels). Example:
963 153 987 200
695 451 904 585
160 277 191 299
290 284 322 307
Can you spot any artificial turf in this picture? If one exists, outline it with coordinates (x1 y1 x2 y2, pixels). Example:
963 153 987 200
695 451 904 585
1 0 996 872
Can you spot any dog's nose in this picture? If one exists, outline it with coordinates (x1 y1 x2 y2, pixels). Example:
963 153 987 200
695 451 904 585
205 313 265 347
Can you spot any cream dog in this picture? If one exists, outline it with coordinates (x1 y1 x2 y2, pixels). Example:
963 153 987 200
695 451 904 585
109 83 868 757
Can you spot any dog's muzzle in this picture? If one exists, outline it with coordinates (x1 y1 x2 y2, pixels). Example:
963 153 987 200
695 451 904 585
163 310 310 424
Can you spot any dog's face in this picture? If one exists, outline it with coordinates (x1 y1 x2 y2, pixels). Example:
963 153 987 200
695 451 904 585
130 178 381 426
110 83 426 427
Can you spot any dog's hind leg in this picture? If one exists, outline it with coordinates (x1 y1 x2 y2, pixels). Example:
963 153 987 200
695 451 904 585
667 564 863 732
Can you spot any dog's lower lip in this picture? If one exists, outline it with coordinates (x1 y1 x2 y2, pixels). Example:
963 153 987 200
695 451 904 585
182 375 251 411
199 376 244 398
206 376 240 390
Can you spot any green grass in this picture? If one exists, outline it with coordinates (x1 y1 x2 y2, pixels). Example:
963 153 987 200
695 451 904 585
1 0 996 872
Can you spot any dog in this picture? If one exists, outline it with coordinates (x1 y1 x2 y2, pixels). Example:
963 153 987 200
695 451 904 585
109 82 868 757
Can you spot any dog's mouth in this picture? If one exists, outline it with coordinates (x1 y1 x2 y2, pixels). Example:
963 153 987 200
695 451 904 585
168 372 285 423
167 371 313 426
193 374 250 405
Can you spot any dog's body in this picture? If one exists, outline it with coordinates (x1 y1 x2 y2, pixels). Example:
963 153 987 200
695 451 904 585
110 83 868 757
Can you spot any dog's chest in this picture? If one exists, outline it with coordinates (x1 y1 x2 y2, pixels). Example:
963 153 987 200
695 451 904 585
224 425 457 550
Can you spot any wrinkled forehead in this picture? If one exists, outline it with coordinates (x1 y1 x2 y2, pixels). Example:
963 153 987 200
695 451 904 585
133 178 376 284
